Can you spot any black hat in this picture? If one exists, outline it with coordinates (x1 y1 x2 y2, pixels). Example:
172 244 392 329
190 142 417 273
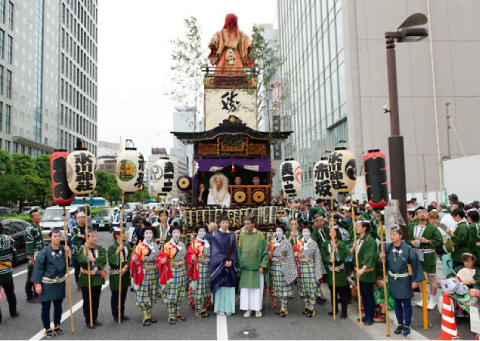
448 194 459 202
244 213 256 223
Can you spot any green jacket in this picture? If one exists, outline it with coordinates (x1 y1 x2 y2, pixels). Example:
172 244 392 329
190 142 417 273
320 240 348 286
25 223 44 271
108 241 132 291
71 224 86 247
468 222 480 265
77 245 107 287
354 235 377 283
0 233 17 285
238 229 269 289
451 222 470 263
312 226 328 251
407 223 443 274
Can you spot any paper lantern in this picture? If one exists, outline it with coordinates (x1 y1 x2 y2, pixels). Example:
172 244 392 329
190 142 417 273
66 148 97 195
313 157 335 199
50 150 74 205
328 147 356 193
177 174 192 192
116 148 145 193
280 159 302 197
364 149 389 208
152 158 175 195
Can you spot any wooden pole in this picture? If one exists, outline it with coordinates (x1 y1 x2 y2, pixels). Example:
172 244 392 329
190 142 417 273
118 192 125 323
351 193 363 329
84 196 93 328
62 206 74 334
379 216 390 336
331 198 336 321
422 272 428 329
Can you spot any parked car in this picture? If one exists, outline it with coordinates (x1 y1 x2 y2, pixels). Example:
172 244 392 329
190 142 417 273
40 205 92 246
92 208 114 231
0 207 14 217
123 203 142 222
20 206 44 215
0 218 29 262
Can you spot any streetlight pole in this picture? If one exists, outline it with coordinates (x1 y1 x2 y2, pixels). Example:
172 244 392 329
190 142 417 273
385 14 428 237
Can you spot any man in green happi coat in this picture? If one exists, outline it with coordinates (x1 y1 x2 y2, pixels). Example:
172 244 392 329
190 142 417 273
25 208 45 303
446 209 471 269
238 214 269 318
108 227 132 323
406 207 442 310
467 210 480 265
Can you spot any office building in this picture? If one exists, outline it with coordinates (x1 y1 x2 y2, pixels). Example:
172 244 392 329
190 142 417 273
277 0 479 197
0 0 98 157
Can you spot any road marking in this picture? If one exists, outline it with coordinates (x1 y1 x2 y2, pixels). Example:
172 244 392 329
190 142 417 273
29 280 110 340
13 269 28 277
217 314 228 340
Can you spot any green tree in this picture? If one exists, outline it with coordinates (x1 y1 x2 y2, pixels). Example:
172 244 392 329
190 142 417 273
95 170 117 200
0 150 13 174
34 154 52 205
108 187 122 205
0 174 28 207
12 154 37 177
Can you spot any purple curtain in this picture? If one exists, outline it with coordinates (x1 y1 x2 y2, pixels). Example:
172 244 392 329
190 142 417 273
194 157 271 173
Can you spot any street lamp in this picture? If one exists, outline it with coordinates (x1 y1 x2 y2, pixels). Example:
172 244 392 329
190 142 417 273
385 13 428 236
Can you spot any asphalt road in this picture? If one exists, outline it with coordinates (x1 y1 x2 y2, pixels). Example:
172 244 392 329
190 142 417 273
0 227 475 340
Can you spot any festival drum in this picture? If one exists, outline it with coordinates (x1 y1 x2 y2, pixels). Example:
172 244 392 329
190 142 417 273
50 150 74 205
177 175 192 192
252 188 267 204
232 188 247 204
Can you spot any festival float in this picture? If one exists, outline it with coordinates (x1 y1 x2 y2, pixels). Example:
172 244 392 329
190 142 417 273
171 14 292 231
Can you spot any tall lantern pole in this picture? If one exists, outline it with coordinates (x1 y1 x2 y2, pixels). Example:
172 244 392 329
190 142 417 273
66 139 97 328
50 150 75 333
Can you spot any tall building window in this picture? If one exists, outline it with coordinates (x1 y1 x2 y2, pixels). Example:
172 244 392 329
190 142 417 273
5 104 10 134
4 140 9 152
6 35 12 63
7 1 12 29
0 65 3 95
6 70 11 98
0 102 2 132
0 29 4 59
0 0 4 23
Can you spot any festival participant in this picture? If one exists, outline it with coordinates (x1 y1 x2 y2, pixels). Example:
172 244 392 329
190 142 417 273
379 226 425 336
467 210 480 265
286 219 302 245
251 175 261 185
207 173 231 207
234 175 242 185
132 224 160 326
208 13 254 74
446 252 480 287
350 220 377 326
32 228 71 337
0 222 19 325
295 223 326 318
108 227 132 323
25 208 45 303
154 210 170 246
311 215 328 251
210 215 238 316
447 208 471 269
238 213 269 318
407 207 442 310
71 212 87 292
320 225 349 319
158 223 188 325
77 229 107 329
269 223 297 317
187 223 211 318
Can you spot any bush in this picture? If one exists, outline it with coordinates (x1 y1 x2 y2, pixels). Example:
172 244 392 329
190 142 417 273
2 215 32 222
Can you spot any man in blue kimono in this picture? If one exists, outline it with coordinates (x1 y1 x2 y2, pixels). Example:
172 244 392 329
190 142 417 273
210 214 238 316
380 225 425 337
32 228 71 337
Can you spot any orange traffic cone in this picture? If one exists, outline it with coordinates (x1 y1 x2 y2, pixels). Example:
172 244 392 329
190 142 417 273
433 293 462 340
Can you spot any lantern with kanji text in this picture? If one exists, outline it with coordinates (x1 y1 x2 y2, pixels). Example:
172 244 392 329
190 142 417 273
152 157 175 195
116 148 145 193
328 147 356 193
66 148 97 195
280 159 302 197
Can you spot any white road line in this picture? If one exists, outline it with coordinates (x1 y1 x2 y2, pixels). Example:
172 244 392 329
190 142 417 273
217 314 228 340
29 280 110 340
13 269 28 277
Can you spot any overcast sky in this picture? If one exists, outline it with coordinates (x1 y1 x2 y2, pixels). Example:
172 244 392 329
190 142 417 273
98 0 277 157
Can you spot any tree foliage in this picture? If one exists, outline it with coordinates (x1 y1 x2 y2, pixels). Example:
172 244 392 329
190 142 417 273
0 150 13 174
12 154 37 177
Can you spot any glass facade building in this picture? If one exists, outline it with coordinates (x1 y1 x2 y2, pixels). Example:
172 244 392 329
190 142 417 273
278 0 348 197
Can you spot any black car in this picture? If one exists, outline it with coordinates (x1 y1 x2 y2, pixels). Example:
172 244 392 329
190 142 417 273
0 218 29 262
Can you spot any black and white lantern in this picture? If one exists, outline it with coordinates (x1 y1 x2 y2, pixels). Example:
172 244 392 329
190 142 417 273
328 147 356 193
116 147 144 192
313 157 335 199
152 157 175 195
280 159 302 197
66 148 97 195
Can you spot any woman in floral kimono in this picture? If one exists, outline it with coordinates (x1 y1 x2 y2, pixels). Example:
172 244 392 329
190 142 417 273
269 223 297 317
186 223 211 318
132 225 160 326
158 223 188 325
295 224 326 318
